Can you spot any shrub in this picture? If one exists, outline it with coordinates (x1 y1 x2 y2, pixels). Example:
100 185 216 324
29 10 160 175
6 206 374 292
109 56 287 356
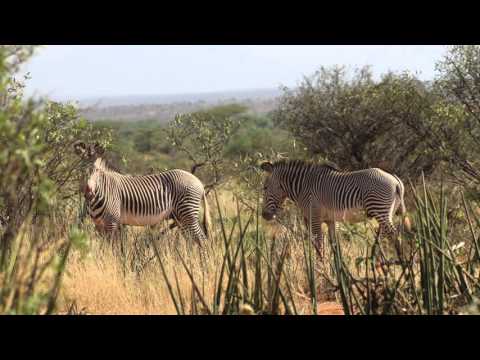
272 66 442 181
0 46 104 313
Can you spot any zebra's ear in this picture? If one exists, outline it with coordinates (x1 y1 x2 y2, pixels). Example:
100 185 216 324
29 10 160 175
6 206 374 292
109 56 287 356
260 162 274 173
73 141 87 157
93 142 105 156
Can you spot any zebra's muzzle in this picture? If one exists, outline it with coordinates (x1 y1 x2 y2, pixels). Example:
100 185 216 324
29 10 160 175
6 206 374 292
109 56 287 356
83 185 95 202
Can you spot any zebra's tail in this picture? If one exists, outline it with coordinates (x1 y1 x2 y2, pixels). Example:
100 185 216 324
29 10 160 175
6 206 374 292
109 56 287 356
202 191 211 239
394 174 411 232
398 185 406 217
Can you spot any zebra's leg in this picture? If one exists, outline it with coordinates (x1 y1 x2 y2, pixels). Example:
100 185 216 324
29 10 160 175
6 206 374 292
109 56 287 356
303 212 324 259
371 226 388 271
103 221 122 253
93 221 106 235
189 220 209 268
176 215 206 247
113 223 126 256
326 221 339 259
175 212 209 265
377 219 403 265
367 198 402 264
314 226 325 259
387 222 404 263
386 199 404 263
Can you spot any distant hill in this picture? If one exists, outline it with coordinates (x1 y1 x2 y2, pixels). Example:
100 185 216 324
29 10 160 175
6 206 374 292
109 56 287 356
79 88 282 123
78 88 282 108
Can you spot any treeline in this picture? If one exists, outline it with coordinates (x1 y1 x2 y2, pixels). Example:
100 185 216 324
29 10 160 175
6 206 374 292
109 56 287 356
80 97 278 122
84 46 480 206
92 104 298 176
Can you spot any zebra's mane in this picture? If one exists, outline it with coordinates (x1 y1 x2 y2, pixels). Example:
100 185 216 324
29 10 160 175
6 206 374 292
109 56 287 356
273 159 342 172
93 157 123 174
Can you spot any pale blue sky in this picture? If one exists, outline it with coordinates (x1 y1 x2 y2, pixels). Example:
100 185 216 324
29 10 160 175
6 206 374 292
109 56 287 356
22 45 448 101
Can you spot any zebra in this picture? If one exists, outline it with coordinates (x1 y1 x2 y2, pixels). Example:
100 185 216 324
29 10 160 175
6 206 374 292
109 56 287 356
260 159 407 259
73 141 210 248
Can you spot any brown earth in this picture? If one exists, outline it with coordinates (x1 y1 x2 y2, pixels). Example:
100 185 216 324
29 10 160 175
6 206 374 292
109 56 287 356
317 302 344 315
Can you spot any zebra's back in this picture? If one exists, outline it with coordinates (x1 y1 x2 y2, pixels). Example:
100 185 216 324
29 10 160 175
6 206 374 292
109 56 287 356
309 167 402 222
115 169 205 226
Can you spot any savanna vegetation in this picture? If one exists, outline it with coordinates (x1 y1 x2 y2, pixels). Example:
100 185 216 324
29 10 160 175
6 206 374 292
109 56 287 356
1 45 480 315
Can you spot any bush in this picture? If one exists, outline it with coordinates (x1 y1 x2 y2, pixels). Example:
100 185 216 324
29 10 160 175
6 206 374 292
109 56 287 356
225 114 291 158
0 46 108 313
429 46 480 187
272 66 442 181
164 104 248 187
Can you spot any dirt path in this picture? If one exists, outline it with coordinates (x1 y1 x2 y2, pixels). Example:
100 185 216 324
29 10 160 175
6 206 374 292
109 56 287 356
317 302 344 315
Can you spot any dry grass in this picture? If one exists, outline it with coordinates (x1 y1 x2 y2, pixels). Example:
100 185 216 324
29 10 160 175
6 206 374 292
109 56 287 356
60 251 169 315
53 191 354 315
54 188 410 315
57 231 346 315
6 195 416 315
12 187 473 315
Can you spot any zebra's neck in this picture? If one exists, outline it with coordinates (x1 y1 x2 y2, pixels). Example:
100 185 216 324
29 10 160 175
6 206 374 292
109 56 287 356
94 157 120 173
278 164 335 202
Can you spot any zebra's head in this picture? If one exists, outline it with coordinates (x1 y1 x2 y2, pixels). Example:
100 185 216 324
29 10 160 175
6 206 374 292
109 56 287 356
74 141 106 202
260 161 287 221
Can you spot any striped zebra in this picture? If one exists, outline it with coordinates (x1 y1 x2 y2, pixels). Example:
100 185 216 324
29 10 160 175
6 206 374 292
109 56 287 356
74 141 210 247
260 160 407 257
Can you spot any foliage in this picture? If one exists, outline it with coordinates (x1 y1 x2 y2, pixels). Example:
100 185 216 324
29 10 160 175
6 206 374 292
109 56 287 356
164 104 248 188
92 119 181 173
225 114 291 157
0 47 111 229
432 45 480 187
0 46 54 251
4 45 480 315
272 66 442 181
151 190 315 315
0 45 97 314
392 45 480 197
326 178 480 314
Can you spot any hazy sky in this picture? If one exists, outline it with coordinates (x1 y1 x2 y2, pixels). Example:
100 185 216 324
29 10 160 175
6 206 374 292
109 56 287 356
22 45 448 101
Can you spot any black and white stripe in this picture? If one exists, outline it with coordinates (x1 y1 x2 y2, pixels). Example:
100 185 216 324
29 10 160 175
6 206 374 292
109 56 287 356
84 157 209 246
261 160 406 253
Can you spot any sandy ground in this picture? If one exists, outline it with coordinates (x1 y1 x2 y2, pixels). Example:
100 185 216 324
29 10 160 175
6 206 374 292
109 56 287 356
317 302 344 315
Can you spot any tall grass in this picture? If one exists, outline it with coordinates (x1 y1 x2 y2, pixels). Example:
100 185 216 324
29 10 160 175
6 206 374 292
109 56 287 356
54 190 342 315
323 177 480 315
3 179 480 315
150 190 303 315
0 214 82 314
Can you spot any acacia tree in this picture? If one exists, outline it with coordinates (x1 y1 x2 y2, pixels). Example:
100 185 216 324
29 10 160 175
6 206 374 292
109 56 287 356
164 104 246 190
272 66 442 181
